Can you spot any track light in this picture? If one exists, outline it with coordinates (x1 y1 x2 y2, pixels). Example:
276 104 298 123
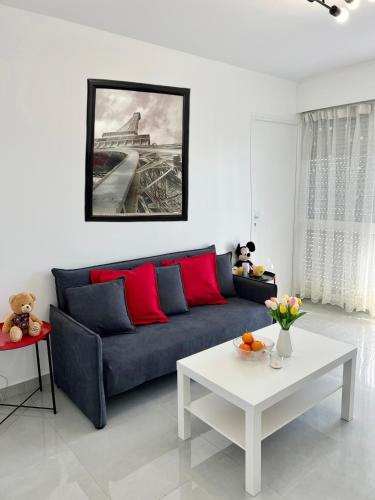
328 4 342 16
345 0 360 9
308 0 373 21
307 0 349 22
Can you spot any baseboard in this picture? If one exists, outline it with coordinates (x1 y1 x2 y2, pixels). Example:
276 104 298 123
0 374 50 402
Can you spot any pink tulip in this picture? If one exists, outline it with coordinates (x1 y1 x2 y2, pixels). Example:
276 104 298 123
288 297 298 306
265 300 273 309
270 297 278 303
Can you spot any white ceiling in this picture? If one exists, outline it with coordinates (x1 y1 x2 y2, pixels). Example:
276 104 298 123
1 0 375 81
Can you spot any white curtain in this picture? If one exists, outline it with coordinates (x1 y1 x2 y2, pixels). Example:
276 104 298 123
293 102 375 316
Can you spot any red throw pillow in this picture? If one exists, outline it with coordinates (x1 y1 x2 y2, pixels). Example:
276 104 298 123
90 263 168 326
161 253 227 307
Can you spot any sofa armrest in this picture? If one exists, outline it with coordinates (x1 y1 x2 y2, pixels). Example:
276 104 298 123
233 276 277 305
49 305 107 429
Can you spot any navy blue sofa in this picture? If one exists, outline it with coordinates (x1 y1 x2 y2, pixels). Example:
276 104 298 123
50 245 277 428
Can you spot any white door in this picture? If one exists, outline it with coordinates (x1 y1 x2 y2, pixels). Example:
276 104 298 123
251 116 297 295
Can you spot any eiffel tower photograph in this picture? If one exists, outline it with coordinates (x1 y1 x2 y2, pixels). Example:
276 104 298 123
85 80 190 222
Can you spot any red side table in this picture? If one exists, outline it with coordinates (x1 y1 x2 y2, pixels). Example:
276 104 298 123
0 321 57 424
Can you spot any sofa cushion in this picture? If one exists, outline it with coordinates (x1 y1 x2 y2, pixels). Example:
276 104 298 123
52 245 216 311
156 265 188 316
161 253 227 307
101 297 272 397
91 263 168 326
216 252 236 297
65 279 135 336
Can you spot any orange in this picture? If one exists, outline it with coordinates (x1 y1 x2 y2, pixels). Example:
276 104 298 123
242 332 254 345
239 343 251 351
251 340 264 352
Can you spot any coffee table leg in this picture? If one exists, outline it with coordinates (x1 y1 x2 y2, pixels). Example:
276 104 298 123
177 369 191 440
245 407 262 496
341 354 356 421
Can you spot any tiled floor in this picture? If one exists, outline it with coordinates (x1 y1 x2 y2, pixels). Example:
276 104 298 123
1 301 375 499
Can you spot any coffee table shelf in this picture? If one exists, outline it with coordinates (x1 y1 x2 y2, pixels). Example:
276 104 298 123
185 375 342 449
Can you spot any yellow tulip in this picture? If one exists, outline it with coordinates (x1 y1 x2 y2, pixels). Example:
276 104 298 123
279 304 287 314
291 305 298 316
298 298 302 305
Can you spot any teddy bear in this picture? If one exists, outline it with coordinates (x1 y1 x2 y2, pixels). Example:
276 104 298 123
2 292 43 343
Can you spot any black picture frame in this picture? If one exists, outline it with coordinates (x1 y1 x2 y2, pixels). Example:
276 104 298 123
85 79 190 222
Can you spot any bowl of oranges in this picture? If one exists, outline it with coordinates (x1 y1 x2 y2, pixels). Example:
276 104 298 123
233 332 274 360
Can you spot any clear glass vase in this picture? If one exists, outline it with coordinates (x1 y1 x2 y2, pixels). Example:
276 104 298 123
276 328 292 358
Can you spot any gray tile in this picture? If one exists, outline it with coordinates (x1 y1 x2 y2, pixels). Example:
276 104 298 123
300 301 375 353
300 385 375 443
0 449 108 500
162 479 284 500
66 405 181 493
85 435 220 500
366 488 375 500
189 450 284 500
161 481 216 500
261 419 337 496
0 415 69 479
0 412 20 435
0 390 37 417
284 435 375 500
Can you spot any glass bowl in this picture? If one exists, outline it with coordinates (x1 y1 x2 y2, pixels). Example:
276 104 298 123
233 335 274 360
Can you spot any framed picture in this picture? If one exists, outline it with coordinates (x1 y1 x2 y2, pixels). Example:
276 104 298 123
85 79 190 221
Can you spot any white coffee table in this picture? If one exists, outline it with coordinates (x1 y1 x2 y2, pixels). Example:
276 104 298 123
177 323 357 496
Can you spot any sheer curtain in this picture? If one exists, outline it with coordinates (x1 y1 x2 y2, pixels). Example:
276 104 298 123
293 101 375 316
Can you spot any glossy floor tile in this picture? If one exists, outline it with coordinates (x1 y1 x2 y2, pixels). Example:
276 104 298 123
1 301 375 499
0 447 108 500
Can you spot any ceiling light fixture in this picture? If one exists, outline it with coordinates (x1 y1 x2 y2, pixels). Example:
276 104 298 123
308 0 373 19
345 0 360 9
307 0 350 21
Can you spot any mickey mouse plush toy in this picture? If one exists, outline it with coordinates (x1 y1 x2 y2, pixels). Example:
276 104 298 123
235 241 256 271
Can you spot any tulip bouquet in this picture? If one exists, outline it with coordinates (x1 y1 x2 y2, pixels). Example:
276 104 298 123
265 295 306 331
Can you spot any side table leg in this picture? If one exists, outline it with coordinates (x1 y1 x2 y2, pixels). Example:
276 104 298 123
46 336 57 414
341 354 356 422
35 343 43 391
245 407 262 496
177 369 191 440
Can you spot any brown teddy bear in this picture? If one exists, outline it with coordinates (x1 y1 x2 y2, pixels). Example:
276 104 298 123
2 292 43 343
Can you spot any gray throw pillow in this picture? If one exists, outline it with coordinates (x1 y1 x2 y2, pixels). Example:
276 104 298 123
65 278 135 336
156 265 189 315
216 252 236 297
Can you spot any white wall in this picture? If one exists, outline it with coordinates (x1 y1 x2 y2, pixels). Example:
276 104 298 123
0 5 296 387
297 60 375 112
